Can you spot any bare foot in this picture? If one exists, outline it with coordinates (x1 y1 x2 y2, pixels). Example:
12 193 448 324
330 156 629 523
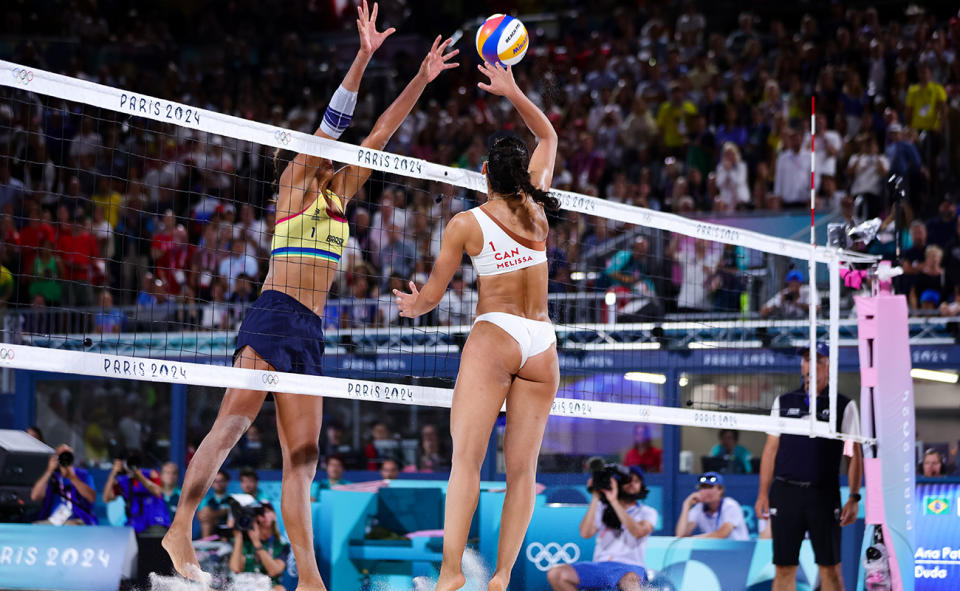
161 526 207 583
294 576 328 591
435 572 467 591
488 573 508 591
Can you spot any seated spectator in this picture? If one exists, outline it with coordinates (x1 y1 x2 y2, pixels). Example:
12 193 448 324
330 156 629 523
604 236 662 321
310 456 351 501
902 221 929 274
197 469 231 538
95 289 124 334
547 466 656 591
380 458 401 480
26 425 44 442
760 270 820 318
927 200 957 249
921 449 946 477
232 424 278 469
418 424 450 472
771 128 809 209
218 238 259 296
102 452 170 534
674 472 749 540
229 501 289 591
323 423 358 468
160 461 181 520
709 429 753 474
0 263 12 308
365 421 400 470
909 246 951 311
623 425 662 473
30 444 98 525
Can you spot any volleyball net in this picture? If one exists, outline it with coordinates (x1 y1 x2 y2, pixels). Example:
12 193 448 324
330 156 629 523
0 60 877 442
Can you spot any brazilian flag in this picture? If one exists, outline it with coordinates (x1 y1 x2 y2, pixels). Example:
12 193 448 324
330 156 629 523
923 495 950 515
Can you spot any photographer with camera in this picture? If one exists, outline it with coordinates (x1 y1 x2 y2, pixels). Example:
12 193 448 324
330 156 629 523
674 472 748 540
228 500 289 591
547 464 658 591
102 451 171 534
760 270 820 319
30 444 98 525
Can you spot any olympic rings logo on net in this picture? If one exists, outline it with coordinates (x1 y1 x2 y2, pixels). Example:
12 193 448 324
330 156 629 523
12 68 34 85
274 130 292 146
0 347 15 360
525 542 580 571
261 373 280 386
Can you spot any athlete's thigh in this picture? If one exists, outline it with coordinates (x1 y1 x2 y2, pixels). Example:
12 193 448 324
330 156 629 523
504 345 559 461
274 391 323 452
449 324 518 439
218 345 273 418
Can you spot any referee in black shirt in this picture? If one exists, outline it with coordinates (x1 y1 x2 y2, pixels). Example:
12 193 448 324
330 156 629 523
755 343 863 591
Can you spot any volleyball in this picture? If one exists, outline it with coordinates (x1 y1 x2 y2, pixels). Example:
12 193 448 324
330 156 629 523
476 14 529 67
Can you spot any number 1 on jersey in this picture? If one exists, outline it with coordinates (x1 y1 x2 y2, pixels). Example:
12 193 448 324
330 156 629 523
489 241 495 251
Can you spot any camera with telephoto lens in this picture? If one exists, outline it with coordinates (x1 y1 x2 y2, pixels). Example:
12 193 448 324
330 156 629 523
57 451 74 468
588 464 626 495
226 494 264 532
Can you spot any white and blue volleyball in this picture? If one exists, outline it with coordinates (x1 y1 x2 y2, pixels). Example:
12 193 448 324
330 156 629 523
476 14 529 67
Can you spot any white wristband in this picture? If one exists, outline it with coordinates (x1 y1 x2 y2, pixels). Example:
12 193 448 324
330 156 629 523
320 85 358 138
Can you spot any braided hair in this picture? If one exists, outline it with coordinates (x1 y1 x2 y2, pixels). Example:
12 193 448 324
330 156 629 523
486 137 560 210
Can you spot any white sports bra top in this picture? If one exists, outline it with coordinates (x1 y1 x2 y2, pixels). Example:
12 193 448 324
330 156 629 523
468 205 547 276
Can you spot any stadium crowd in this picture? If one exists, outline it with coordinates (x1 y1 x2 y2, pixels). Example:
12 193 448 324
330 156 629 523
2 1 960 330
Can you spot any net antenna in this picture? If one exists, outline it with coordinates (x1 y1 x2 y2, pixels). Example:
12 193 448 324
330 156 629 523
0 60 877 443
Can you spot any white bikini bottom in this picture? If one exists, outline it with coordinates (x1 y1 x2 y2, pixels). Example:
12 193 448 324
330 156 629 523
473 312 557 368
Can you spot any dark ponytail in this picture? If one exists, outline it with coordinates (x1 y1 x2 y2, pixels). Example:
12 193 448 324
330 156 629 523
487 137 560 210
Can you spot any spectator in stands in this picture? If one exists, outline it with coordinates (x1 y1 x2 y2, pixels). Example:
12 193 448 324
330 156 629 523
921 449 946 477
909 246 951 311
239 467 271 504
30 444 98 525
310 456 351 501
709 429 753 474
0 156 25 213
95 289 124 333
342 271 377 328
902 221 929 276
906 64 947 195
624 425 662 473
379 223 415 289
365 421 400 470
197 469 231 538
28 239 63 306
418 424 450 472
760 270 820 318
218 238 259 297
715 143 749 211
103 452 170 534
323 423 357 468
772 128 809 209
229 501 289 591
673 238 721 313
847 135 889 217
657 82 697 158
380 458 401 480
200 278 230 330
547 466 656 591
438 271 478 326
605 236 662 321
161 461 181 520
884 124 925 203
927 200 957 248
675 472 748 540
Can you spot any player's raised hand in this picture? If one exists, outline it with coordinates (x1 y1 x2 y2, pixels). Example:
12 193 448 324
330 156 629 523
418 36 460 83
357 1 395 55
477 62 519 98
